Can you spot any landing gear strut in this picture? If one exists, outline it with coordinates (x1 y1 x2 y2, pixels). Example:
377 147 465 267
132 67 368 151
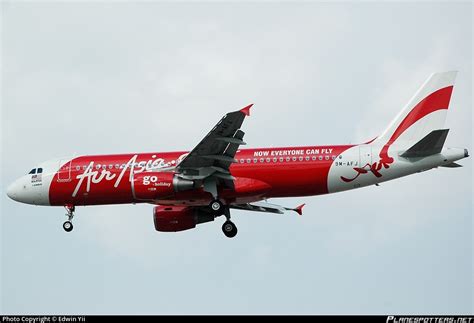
221 207 237 238
63 205 75 232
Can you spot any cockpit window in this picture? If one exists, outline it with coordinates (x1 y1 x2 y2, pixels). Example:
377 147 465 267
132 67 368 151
28 169 36 175
37 168 43 174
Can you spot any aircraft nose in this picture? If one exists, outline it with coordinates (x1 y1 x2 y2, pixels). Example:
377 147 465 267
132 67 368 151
7 180 20 201
6 175 50 205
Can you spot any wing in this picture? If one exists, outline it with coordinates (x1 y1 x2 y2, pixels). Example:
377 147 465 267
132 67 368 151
176 104 252 191
230 201 305 216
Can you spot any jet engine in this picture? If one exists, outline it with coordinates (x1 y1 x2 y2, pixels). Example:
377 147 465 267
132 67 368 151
133 172 193 201
153 205 215 232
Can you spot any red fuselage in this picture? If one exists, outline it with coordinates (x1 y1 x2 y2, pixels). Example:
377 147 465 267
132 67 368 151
49 145 353 207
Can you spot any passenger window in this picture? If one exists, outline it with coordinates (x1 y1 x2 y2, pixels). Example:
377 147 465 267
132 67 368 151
312 156 316 161
240 159 244 164
318 156 323 161
266 158 270 163
29 169 36 175
253 158 257 163
325 156 330 160
273 158 277 162
286 157 290 162
331 156 336 160
246 159 251 164
299 157 303 161
305 156 310 161
292 157 297 162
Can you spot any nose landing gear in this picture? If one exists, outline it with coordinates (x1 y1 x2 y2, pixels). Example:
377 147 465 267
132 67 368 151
63 205 75 232
63 220 73 232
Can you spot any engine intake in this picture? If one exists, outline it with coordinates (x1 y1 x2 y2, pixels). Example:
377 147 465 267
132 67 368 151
133 172 193 201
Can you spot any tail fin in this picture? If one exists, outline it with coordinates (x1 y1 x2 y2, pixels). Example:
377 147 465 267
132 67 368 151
373 71 457 149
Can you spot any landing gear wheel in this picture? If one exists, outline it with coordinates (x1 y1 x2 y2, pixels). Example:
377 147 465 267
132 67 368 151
210 199 223 213
222 221 237 238
63 221 73 232
63 205 75 232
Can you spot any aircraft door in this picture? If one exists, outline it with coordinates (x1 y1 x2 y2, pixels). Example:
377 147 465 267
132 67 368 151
57 159 72 182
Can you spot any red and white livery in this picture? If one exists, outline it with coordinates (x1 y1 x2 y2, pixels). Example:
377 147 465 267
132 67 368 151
7 72 469 237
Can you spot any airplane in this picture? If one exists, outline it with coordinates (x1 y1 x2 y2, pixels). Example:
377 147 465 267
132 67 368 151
6 71 469 238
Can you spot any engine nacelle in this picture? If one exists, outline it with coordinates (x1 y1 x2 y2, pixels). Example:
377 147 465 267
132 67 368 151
153 205 214 232
133 172 193 201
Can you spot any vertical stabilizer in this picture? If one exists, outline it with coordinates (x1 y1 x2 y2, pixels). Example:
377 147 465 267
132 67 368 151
373 71 457 149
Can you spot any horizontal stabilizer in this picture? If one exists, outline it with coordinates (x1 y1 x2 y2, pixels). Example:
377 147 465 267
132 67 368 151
440 162 463 168
401 129 449 158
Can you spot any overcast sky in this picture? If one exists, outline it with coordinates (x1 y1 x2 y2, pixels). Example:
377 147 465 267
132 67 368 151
1 1 472 314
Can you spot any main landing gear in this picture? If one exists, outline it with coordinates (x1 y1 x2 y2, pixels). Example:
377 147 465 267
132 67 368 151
205 179 237 238
210 199 237 238
222 220 237 238
217 205 237 238
63 205 75 232
209 199 224 213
